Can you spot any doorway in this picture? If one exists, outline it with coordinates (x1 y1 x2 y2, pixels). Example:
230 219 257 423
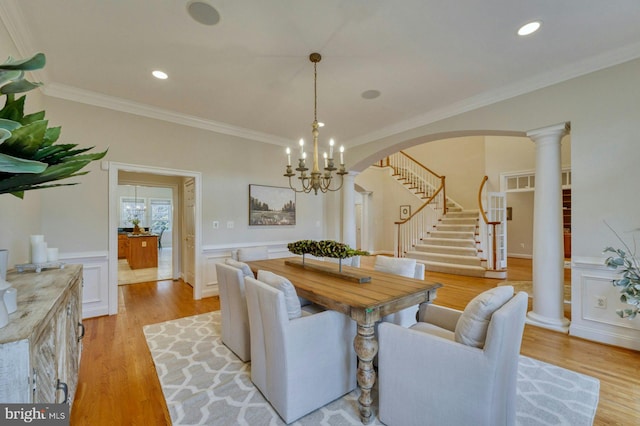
116 182 174 285
108 162 203 315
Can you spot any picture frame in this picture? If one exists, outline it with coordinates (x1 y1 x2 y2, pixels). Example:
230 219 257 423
249 184 296 226
400 205 411 220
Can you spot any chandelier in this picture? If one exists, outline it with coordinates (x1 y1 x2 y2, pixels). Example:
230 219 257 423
284 52 347 195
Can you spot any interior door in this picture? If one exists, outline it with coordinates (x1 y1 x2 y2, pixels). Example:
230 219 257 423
183 178 196 287
488 192 507 269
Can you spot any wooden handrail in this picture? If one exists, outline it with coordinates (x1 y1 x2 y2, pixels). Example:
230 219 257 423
478 175 490 225
398 151 443 178
394 178 444 225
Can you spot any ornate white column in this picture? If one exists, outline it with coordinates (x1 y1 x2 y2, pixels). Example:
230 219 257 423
526 122 570 333
342 171 358 247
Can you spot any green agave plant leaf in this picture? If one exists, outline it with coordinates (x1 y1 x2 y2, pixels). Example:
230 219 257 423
0 53 108 198
0 79 42 95
0 70 22 86
22 110 46 125
0 118 21 132
0 53 46 71
0 152 47 173
1 119 47 157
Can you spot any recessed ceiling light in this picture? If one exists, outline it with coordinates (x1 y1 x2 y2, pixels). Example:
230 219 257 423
361 89 381 100
518 21 541 36
152 70 168 80
187 1 220 26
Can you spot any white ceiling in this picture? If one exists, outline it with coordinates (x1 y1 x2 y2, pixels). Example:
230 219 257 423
2 0 640 148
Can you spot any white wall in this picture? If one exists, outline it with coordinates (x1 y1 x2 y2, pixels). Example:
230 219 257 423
404 136 486 208
350 58 640 350
356 167 425 253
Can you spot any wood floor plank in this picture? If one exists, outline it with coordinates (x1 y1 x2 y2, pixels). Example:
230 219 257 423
70 258 639 425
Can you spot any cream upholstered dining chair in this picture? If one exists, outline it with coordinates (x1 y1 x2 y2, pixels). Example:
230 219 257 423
378 286 528 426
236 245 269 262
215 260 254 362
244 272 357 424
374 256 425 327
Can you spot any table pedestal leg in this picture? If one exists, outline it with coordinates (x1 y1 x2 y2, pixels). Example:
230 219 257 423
354 323 378 424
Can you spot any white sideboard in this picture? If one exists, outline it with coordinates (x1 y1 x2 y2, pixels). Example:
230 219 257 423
0 264 83 405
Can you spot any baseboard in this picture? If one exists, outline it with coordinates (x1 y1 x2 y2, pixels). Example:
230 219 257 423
570 323 640 351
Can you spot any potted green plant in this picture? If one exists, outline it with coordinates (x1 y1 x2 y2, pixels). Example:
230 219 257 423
604 226 640 319
0 53 107 198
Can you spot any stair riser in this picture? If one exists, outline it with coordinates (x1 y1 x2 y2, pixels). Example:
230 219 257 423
414 245 478 256
429 231 475 239
435 225 476 232
411 253 482 266
420 238 477 248
441 218 478 225
424 262 486 277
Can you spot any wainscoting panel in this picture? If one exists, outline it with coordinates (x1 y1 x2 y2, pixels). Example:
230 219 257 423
200 241 292 299
61 251 109 319
570 256 640 350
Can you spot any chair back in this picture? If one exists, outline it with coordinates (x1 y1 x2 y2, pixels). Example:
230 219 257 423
215 263 251 361
244 276 289 396
482 291 528 424
236 246 269 262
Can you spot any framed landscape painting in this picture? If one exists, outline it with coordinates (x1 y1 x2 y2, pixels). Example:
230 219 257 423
249 185 296 226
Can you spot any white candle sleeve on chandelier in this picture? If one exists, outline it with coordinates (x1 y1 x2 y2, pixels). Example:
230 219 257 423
340 146 344 165
323 152 328 168
286 147 291 166
299 138 304 157
329 139 334 158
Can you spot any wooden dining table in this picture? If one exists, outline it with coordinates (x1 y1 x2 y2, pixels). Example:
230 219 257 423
247 257 442 424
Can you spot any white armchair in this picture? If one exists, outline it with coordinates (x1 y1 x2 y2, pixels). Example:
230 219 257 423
378 288 528 426
215 262 252 361
244 275 357 424
374 256 425 327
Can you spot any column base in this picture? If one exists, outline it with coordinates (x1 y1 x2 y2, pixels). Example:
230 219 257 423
526 311 570 333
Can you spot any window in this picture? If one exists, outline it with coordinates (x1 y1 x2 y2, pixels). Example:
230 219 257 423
150 199 172 232
120 197 147 227
501 169 571 192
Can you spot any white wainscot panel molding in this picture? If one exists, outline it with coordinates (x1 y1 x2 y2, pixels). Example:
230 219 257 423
200 241 294 299
61 251 109 319
570 256 640 351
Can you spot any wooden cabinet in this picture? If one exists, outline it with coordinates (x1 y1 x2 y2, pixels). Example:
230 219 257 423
118 234 129 259
127 235 158 269
0 265 83 406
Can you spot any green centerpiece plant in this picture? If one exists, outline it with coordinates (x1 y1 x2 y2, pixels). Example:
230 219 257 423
0 53 107 198
288 239 369 270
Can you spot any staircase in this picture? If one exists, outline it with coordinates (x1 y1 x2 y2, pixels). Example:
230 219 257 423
384 152 506 279
406 205 488 277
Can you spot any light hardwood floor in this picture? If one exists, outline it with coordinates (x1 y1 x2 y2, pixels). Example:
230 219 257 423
70 257 640 425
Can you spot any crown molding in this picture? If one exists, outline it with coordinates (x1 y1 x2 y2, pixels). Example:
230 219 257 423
347 41 640 147
41 83 291 146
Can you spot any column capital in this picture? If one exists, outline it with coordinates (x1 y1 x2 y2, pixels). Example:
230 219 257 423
526 122 570 141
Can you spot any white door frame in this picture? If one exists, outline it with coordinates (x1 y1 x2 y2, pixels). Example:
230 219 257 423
108 162 203 315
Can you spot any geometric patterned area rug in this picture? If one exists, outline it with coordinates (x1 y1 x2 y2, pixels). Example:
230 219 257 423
143 311 599 426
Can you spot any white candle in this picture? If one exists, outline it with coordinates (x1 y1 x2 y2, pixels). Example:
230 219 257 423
323 152 328 168
32 242 47 264
47 247 59 262
299 138 304 157
340 145 345 165
29 235 44 263
286 147 291 166
329 139 334 158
